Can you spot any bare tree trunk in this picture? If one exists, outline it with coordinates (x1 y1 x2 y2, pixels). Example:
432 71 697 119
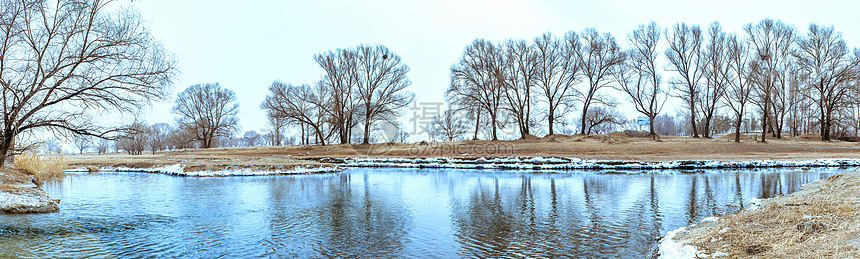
689 99 700 138
473 112 481 140
363 115 371 144
734 119 742 142
548 108 555 135
761 103 769 143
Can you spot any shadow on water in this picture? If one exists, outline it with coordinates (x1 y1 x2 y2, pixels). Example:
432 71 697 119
0 167 852 258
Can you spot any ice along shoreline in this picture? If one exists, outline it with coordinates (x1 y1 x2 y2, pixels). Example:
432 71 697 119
66 157 860 177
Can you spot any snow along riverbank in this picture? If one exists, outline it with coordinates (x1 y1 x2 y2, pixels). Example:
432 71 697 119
657 217 729 259
336 157 860 171
66 157 860 177
65 164 342 177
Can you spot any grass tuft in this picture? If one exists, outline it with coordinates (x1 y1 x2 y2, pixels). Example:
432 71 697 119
13 150 67 182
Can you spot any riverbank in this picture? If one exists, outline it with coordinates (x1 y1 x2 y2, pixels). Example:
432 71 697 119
0 168 59 214
658 170 860 258
64 132 860 174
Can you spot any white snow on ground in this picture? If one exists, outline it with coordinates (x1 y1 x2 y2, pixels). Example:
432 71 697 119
748 198 764 211
65 164 341 177
65 157 860 177
658 227 699 259
658 217 726 259
342 157 860 171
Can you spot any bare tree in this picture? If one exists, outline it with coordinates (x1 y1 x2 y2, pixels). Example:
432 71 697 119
148 123 171 154
0 0 177 162
533 32 581 136
795 24 860 140
117 121 148 155
315 49 359 144
42 138 63 154
429 108 470 142
699 22 730 138
261 81 328 145
243 131 261 147
354 45 415 144
96 138 112 154
391 122 410 143
581 105 625 134
500 39 538 138
653 113 681 136
665 23 704 138
770 60 797 138
723 34 754 142
448 39 506 140
168 124 197 150
265 115 288 146
72 135 91 154
569 28 626 134
745 18 796 142
614 22 666 136
172 83 240 148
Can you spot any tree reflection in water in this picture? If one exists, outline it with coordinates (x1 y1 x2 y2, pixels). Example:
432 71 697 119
445 169 841 258
1 168 847 258
309 173 412 257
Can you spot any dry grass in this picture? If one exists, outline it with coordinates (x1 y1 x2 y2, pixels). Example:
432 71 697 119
682 172 860 258
64 132 860 171
13 150 67 182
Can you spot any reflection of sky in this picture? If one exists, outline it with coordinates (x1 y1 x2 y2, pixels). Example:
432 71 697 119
132 0 860 138
4 168 852 257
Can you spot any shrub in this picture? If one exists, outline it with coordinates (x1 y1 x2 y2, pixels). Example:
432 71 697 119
13 150 67 182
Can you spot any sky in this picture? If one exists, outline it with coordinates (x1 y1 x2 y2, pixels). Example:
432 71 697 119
136 0 860 139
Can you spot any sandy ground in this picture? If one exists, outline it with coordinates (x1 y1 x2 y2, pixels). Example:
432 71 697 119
65 132 860 171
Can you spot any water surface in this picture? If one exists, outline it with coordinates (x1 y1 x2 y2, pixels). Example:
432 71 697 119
0 168 848 258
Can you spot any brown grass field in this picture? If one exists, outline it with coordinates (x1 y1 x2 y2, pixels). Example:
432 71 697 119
676 170 860 258
64 132 860 171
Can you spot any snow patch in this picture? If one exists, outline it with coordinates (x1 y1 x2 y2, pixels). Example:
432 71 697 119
658 217 726 258
748 198 764 211
658 227 700 259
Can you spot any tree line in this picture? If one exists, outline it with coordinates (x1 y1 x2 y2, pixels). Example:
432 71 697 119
5 0 860 157
436 19 860 143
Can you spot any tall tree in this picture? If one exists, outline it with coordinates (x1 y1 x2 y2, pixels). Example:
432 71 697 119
265 114 288 146
794 24 860 140
0 0 176 162
699 22 730 138
533 32 580 136
744 18 796 142
448 39 506 140
172 83 240 148
723 34 753 142
569 28 626 134
665 23 704 138
614 22 666 136
354 45 415 144
501 39 538 138
315 49 359 144
261 81 328 145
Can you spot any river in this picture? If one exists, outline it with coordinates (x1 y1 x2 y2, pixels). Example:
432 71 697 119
0 167 849 258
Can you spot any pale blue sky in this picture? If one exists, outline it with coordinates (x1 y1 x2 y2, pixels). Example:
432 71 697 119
137 0 860 138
